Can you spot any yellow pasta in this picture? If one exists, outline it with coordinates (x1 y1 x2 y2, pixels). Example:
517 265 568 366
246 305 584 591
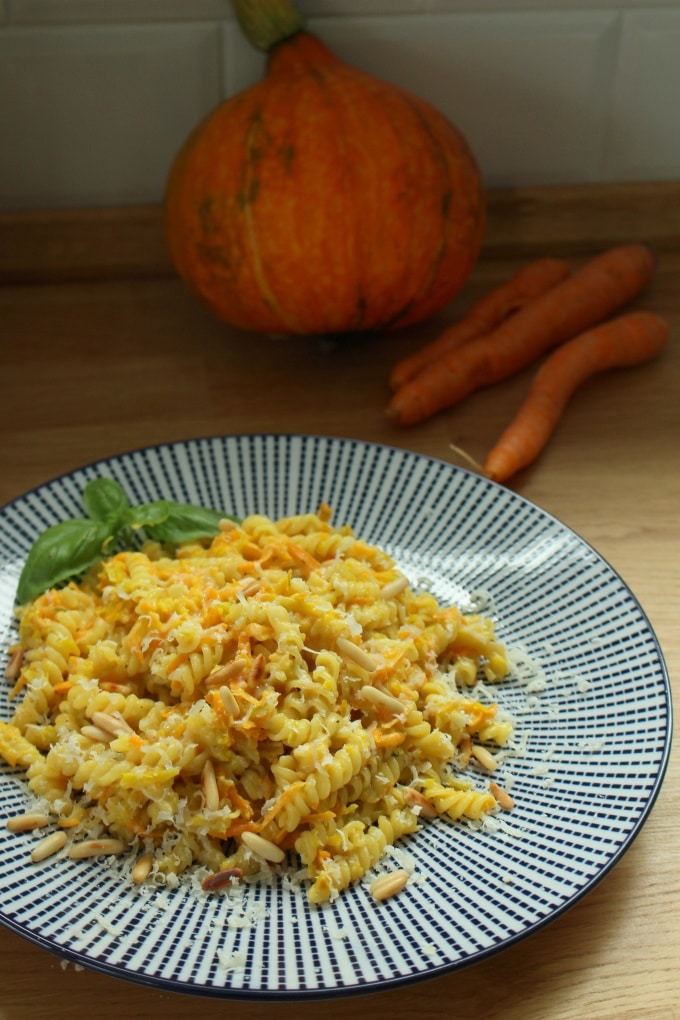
2 506 515 903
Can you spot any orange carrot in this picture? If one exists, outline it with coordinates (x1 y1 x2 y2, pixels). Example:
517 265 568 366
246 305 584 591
484 310 670 483
389 257 571 391
387 244 657 426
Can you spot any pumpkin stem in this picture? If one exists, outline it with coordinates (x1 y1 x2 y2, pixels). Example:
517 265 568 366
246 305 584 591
230 0 305 52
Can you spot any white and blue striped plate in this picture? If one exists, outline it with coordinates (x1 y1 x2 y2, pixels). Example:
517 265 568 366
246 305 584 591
0 435 671 998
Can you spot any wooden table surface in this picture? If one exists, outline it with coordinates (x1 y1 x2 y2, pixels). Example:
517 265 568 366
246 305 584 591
0 183 678 1020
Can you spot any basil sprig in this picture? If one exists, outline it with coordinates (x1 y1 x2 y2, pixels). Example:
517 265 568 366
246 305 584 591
17 477 238 604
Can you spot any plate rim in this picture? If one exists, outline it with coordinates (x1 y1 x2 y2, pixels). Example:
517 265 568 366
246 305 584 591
0 432 673 1000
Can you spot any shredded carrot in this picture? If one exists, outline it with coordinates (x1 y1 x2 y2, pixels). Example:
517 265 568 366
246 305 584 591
220 783 254 819
235 689 262 706
371 645 409 684
304 810 336 825
373 729 405 749
52 681 74 696
286 540 321 577
389 257 571 391
209 688 230 722
387 244 657 426
484 310 670 483
257 781 305 831
211 820 254 840
171 719 186 738
168 652 189 674
465 702 499 730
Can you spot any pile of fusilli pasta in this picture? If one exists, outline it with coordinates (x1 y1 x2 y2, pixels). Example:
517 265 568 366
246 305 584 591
1 507 513 903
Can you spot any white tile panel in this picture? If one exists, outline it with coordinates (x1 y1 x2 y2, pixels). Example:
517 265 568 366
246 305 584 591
603 9 680 181
300 0 426 13
0 24 222 209
426 0 680 9
8 0 231 23
225 11 619 188
222 6 426 95
1 5 677 207
222 16 261 95
6 0 428 25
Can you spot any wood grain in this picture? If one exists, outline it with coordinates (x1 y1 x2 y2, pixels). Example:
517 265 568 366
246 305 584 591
3 182 680 284
0 184 678 1020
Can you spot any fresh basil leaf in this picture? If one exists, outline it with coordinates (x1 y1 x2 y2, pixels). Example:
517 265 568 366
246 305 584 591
142 502 227 544
82 477 130 530
16 517 112 603
126 500 174 530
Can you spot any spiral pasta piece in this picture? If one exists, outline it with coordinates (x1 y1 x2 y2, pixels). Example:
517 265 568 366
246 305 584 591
2 506 516 901
304 807 419 904
420 775 496 821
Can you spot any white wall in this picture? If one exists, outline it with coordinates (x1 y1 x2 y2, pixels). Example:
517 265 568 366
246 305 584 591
1 1 679 210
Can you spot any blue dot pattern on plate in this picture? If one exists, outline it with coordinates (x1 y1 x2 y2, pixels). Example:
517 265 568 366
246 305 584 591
0 435 672 999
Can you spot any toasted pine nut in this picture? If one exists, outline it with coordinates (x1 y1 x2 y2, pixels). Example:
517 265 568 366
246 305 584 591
370 869 409 902
202 760 219 812
471 745 498 771
7 812 50 833
131 852 154 884
489 781 515 812
247 653 266 683
360 685 404 715
239 578 261 597
337 637 378 673
218 685 239 717
206 658 247 686
458 734 472 767
81 725 113 743
31 831 67 862
67 838 125 859
201 867 244 892
4 647 23 681
380 575 409 600
241 831 285 864
401 788 437 819
91 711 134 737
99 681 134 695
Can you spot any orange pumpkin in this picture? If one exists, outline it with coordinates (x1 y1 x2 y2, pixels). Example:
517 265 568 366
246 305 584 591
164 0 485 336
